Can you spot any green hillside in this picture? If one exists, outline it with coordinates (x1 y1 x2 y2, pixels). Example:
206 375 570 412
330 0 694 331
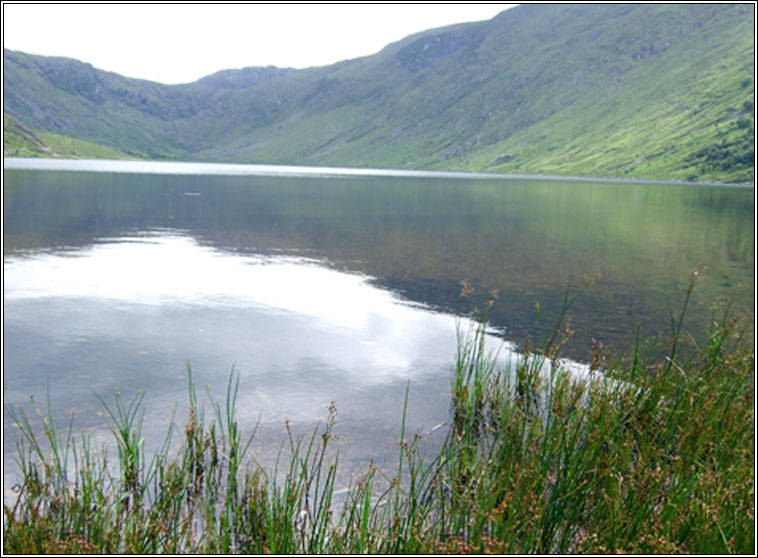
4 115 137 159
3 4 754 183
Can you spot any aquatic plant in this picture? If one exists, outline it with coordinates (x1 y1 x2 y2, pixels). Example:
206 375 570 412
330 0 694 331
3 275 754 554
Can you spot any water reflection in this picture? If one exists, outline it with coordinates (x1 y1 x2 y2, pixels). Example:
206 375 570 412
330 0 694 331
4 164 752 362
4 230 474 394
8 232 409 317
4 160 753 498
4 231 499 488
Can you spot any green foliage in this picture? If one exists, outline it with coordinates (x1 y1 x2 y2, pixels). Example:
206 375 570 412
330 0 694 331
736 117 752 129
4 277 754 554
686 132 754 178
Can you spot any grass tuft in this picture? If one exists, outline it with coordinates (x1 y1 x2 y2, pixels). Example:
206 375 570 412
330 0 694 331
4 277 754 554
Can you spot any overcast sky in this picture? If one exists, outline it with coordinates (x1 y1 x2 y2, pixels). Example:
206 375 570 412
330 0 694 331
3 3 516 84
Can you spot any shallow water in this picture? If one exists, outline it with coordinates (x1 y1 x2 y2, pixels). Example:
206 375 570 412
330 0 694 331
3 159 753 492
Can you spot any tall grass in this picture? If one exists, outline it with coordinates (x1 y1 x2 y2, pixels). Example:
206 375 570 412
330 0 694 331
4 274 754 554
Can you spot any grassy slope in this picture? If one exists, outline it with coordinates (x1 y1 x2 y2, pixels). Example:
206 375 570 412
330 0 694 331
4 114 137 159
3 52 213 158
3 4 754 182
193 4 754 182
461 4 755 183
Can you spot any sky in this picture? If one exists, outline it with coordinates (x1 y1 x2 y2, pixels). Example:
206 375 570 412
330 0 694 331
3 3 516 84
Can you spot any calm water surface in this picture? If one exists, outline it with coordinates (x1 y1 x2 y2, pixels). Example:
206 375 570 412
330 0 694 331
3 159 754 492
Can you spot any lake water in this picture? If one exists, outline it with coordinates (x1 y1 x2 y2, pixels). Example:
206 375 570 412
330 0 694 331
3 158 754 492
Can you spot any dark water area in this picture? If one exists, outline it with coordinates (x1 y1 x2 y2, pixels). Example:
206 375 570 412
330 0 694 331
3 159 754 494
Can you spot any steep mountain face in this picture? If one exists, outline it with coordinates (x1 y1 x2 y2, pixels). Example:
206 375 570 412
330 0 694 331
3 3 754 182
3 50 295 157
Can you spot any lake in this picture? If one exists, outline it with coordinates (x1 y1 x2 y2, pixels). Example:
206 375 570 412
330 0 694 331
3 158 754 493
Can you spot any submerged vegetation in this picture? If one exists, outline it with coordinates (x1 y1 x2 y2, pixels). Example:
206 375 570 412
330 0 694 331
4 274 754 554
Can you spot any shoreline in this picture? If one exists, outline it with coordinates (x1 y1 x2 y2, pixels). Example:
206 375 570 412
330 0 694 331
4 156 754 188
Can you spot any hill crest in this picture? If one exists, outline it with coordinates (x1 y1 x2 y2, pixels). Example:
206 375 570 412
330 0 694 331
3 3 754 183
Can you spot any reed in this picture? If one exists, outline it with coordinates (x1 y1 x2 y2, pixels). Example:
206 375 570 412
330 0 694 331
4 275 754 554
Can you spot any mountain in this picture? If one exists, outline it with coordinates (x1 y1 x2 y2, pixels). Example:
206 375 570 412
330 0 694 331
3 3 754 183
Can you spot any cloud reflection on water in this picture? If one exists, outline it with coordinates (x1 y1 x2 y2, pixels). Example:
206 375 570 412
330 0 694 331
4 229 598 496
4 232 492 420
